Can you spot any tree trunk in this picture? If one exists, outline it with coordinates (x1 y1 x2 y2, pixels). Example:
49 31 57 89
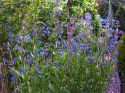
67 0 73 45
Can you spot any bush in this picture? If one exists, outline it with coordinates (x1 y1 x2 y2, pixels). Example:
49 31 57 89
117 32 125 83
115 4 125 32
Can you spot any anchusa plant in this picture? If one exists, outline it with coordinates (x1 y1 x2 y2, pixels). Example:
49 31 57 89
1 1 121 93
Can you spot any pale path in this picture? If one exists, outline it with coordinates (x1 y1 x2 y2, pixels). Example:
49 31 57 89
103 69 121 93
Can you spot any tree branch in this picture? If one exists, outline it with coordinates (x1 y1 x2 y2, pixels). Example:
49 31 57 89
72 15 83 25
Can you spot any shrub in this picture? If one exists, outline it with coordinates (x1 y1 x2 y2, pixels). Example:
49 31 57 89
117 32 125 82
115 3 125 32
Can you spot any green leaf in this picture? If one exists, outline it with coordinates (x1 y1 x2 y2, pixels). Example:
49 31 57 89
9 67 24 79
49 83 56 92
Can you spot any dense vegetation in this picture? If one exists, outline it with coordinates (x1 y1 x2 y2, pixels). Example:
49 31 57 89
0 0 124 93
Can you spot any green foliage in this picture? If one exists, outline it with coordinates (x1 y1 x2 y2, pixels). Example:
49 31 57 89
117 32 125 83
92 14 102 37
97 3 109 18
115 3 125 31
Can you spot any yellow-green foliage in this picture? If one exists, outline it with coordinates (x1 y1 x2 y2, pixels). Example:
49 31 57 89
117 32 125 82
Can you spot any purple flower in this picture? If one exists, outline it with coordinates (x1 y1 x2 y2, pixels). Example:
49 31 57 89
22 23 27 27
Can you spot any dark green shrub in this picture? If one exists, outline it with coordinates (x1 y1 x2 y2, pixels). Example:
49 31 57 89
117 32 125 83
115 3 125 31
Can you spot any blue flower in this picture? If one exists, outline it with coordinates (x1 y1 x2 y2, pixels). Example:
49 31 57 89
3 58 7 62
20 67 26 71
60 31 63 34
47 31 50 34
9 32 13 35
46 63 50 67
44 53 48 55
18 46 22 50
69 51 74 55
57 64 60 67
15 39 19 42
56 42 60 46
114 50 119 55
48 58 51 61
43 31 46 34
6 26 8 29
16 74 18 77
39 72 42 75
40 52 44 55
11 77 15 81
36 50 39 53
32 32 36 35
88 50 92 54
40 27 43 31
63 44 68 47
40 47 43 50
119 31 123 34
10 39 14 42
25 35 31 41
11 72 14 75
46 27 49 31
110 45 115 49
114 72 117 77
33 61 36 64
98 61 101 64
25 50 29 53
37 40 42 43
36 66 41 71
11 60 14 64
54 60 58 64
89 58 94 62
120 40 123 43
102 63 107 66
115 38 118 41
